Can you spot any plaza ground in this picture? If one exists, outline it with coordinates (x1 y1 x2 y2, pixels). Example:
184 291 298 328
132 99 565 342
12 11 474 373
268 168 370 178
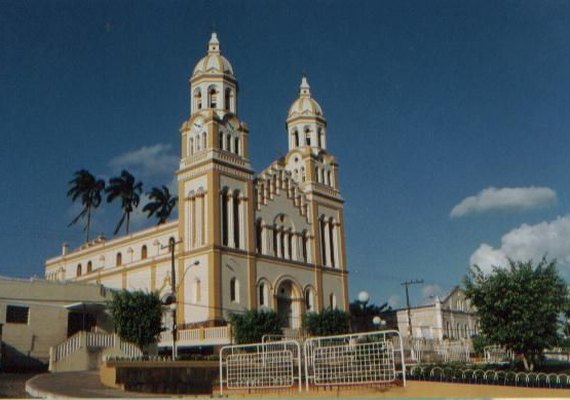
23 371 570 398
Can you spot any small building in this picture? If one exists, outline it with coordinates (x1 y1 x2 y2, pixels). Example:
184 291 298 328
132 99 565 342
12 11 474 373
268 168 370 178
382 287 480 340
0 276 112 370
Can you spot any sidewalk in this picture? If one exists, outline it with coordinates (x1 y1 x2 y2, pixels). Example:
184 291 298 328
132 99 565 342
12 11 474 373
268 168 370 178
25 371 158 398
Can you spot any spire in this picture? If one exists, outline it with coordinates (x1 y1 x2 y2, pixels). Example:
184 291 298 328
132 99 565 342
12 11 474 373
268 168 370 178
299 76 311 97
208 32 220 54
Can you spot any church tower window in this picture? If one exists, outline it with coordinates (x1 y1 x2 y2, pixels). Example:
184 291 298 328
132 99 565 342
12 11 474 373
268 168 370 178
293 130 299 148
202 132 207 150
233 191 240 248
221 189 228 246
329 219 336 267
208 87 217 108
225 88 231 111
189 138 194 155
234 137 240 155
194 88 202 110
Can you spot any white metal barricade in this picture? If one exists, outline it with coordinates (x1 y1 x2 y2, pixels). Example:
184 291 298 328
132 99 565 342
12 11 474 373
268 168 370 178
219 340 302 394
304 330 406 390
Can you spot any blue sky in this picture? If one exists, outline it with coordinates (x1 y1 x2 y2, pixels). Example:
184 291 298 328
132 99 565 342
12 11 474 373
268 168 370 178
1 0 570 307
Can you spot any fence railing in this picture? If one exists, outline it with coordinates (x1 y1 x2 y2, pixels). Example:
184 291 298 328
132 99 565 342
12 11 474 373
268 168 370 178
407 365 570 388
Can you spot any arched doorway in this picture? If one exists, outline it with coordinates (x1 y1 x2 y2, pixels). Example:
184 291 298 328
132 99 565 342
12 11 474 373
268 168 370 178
275 279 302 329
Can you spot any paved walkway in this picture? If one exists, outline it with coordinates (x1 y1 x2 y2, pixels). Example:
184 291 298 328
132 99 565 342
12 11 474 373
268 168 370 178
25 371 570 398
25 371 158 399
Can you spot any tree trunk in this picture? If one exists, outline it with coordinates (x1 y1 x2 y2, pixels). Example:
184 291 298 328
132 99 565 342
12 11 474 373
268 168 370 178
85 207 91 243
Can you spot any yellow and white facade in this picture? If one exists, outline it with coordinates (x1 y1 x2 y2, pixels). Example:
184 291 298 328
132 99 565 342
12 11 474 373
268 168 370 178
45 33 349 335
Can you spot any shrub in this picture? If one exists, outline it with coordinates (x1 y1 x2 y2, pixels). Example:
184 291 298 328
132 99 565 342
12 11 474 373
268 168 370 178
303 308 351 336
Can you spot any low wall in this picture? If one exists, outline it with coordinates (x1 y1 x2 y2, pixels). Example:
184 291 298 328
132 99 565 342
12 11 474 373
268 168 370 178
101 360 218 395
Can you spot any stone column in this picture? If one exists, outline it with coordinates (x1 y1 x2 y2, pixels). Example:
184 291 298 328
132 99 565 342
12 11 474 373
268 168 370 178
227 192 235 248
239 195 246 250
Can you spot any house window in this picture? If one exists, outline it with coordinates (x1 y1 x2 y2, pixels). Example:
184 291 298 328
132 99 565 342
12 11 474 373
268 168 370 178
6 305 29 324
87 261 92 274
141 245 148 259
329 293 337 309
76 264 82 277
116 252 122 266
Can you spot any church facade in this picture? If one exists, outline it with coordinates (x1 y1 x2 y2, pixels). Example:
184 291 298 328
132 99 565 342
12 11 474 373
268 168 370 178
45 33 348 333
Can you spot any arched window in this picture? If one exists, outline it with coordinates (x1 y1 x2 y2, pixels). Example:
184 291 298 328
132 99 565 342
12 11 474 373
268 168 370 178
208 87 217 108
76 264 82 277
302 230 308 262
230 278 239 302
233 191 240 248
194 88 202 110
202 132 207 150
189 138 194 155
329 219 336 267
305 128 312 146
116 252 122 267
293 130 299 148
87 261 92 274
305 287 314 312
317 128 322 147
219 132 224 149
329 293 337 309
256 219 263 254
221 189 228 246
196 135 201 151
225 88 231 111
226 134 231 152
259 282 266 307
234 137 240 155
141 245 147 260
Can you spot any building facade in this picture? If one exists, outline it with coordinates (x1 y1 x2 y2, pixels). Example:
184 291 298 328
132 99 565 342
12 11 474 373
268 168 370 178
382 287 480 340
0 276 111 369
45 33 349 333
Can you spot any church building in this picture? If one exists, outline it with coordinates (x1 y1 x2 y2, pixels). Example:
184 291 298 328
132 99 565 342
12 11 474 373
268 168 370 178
45 33 348 339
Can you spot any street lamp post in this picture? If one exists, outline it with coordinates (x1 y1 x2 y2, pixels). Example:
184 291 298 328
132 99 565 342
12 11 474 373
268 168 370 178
168 237 177 360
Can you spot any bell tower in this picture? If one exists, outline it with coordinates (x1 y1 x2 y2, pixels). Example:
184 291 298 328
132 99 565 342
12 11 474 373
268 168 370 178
176 33 255 325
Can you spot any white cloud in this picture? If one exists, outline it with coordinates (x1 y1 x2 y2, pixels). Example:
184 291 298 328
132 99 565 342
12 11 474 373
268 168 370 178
470 215 570 273
108 144 178 178
450 186 556 218
422 284 444 303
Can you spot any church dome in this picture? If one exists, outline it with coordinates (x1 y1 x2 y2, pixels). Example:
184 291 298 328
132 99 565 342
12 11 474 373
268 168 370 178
287 77 324 120
192 33 234 77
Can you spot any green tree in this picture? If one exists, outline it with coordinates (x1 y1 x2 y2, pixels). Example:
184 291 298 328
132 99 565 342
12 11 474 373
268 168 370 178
105 170 143 235
67 169 106 242
464 258 569 371
229 309 283 344
349 299 390 332
143 185 178 225
304 308 351 337
108 290 164 352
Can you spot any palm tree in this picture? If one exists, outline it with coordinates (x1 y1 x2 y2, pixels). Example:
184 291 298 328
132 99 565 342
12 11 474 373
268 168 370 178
105 170 143 235
143 185 178 225
67 169 106 242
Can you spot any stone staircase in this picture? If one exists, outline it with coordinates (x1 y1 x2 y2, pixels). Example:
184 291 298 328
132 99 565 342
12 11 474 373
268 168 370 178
49 331 142 372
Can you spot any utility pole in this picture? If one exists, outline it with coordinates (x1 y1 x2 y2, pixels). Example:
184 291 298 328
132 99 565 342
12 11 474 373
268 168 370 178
401 279 424 338
161 237 182 360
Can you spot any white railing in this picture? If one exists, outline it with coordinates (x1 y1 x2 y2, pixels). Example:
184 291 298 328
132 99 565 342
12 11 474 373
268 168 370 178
120 340 143 358
50 331 142 369
160 325 232 345
86 332 115 348
304 330 406 390
219 340 302 394
484 345 514 363
52 331 83 363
